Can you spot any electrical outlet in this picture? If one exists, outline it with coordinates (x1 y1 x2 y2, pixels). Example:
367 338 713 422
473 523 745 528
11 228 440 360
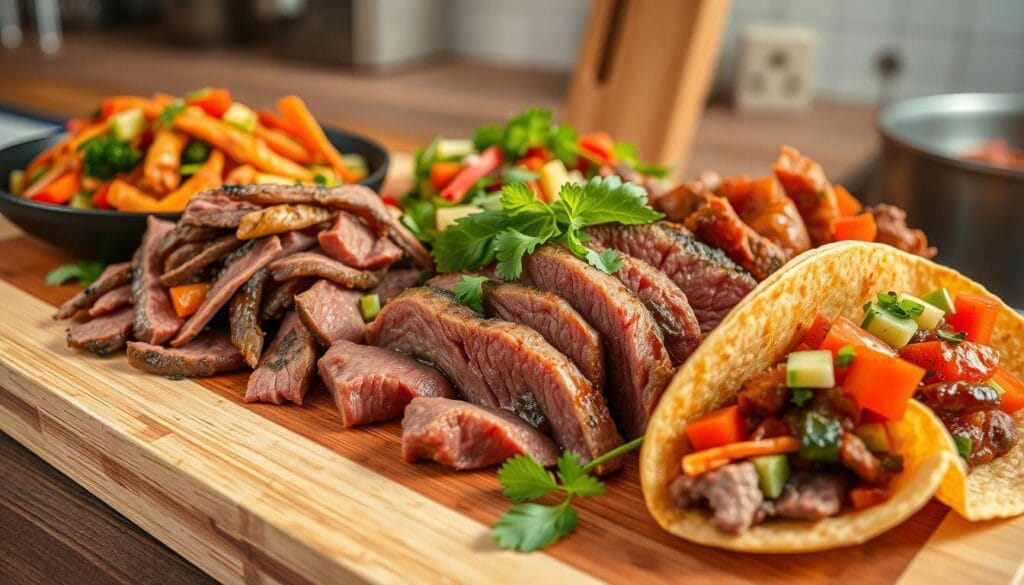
733 24 819 114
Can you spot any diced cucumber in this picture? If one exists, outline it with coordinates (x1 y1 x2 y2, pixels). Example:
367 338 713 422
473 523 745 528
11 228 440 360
988 378 1006 397
862 304 918 348
854 423 891 453
341 154 368 177
179 162 203 177
436 138 475 160
255 172 293 185
222 102 257 133
751 454 789 499
8 169 24 196
897 292 945 329
360 294 381 322
110 108 146 142
68 191 94 209
436 205 482 231
539 159 570 202
921 288 956 315
786 350 835 388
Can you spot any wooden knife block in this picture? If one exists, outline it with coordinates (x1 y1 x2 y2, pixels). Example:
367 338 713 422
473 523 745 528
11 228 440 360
567 0 731 173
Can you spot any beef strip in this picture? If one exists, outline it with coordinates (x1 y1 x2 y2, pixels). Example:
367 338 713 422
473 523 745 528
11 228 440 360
715 175 811 256
585 222 756 332
294 279 365 346
869 204 937 258
87 284 132 318
737 365 789 417
683 193 788 281
66 306 134 355
606 251 702 366
804 387 862 432
365 287 623 473
229 268 269 368
170 236 283 347
54 261 133 319
127 330 246 378
180 192 259 228
839 433 885 484
269 251 383 290
159 234 243 287
236 204 336 240
245 311 319 405
521 244 674 438
402 397 559 470
132 217 184 345
318 340 456 427
278 230 318 256
771 472 846 520
260 277 313 321
163 242 204 273
157 224 221 259
669 462 763 535
371 268 423 304
318 212 403 269
940 409 1018 468
773 145 840 247
915 381 1001 413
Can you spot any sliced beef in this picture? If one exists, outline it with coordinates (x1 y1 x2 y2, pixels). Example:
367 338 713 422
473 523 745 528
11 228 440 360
915 381 1001 413
157 224 221 258
180 192 259 228
163 242 204 273
586 222 757 332
318 212 403 269
371 268 422 304
269 251 383 290
869 204 937 258
521 245 674 438
482 282 606 391
294 279 365 346
839 432 886 485
771 472 846 520
66 306 134 355
229 268 269 368
277 230 318 256
940 409 1018 468
607 251 701 366
236 204 335 240
365 287 623 472
669 462 763 535
126 330 246 378
245 311 319 405
132 217 184 345
171 236 283 347
259 277 313 321
87 284 132 318
318 340 456 427
683 193 788 281
54 261 133 319
159 234 242 287
737 365 788 417
402 397 559 470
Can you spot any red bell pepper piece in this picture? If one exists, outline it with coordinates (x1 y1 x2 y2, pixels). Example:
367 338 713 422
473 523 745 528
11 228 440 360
578 132 616 165
842 351 926 421
429 161 463 190
898 340 999 384
440 146 502 203
524 146 552 161
990 367 1024 414
800 313 832 349
186 87 233 118
91 182 112 209
30 172 80 205
819 316 895 358
685 405 746 452
944 294 1000 345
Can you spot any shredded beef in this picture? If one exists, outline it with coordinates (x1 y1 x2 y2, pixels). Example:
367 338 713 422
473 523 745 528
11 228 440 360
670 462 763 535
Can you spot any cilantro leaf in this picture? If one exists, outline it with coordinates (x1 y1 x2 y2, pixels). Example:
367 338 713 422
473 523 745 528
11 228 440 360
497 454 560 501
472 123 504 152
491 501 579 552
453 275 489 313
613 142 670 178
555 452 605 498
495 229 550 280
584 248 623 275
45 262 106 287
791 388 814 407
937 329 967 345
552 175 662 228
501 182 554 219
158 102 185 128
432 210 510 273
502 107 553 157
550 123 579 166
835 345 856 367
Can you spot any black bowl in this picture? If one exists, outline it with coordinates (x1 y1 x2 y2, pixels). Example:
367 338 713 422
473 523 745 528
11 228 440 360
0 128 389 262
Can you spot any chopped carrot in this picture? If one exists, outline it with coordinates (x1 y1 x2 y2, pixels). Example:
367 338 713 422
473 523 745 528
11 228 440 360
68 120 111 151
24 138 68 181
990 367 1024 414
29 171 80 205
801 313 832 349
277 95 357 183
169 283 212 317
253 124 313 164
107 179 161 212
944 293 1000 345
185 88 232 118
155 150 225 211
224 163 257 186
849 486 887 510
100 96 161 120
834 185 862 216
257 110 307 142
430 161 463 190
832 212 877 242
682 437 800 477
151 92 178 107
23 157 73 199
91 182 112 209
685 405 746 452
820 316 894 359
842 351 925 421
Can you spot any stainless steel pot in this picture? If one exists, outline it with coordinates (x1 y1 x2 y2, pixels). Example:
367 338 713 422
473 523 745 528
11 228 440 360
877 93 1024 307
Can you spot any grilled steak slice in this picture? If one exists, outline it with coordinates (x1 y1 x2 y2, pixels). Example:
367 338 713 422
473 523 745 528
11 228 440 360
521 245 674 438
607 252 701 366
869 204 937 258
230 268 269 368
260 277 313 321
586 222 756 332
366 287 622 472
237 204 335 240
158 224 221 258
318 212 403 269
402 397 559 470
66 306 134 355
132 217 185 344
371 268 422 304
269 251 383 289
245 311 319 405
171 236 283 347
127 331 245 378
88 284 132 318
180 192 259 228
163 242 204 273
318 340 456 427
683 194 788 281
294 279 365 346
160 234 242 287
54 261 133 319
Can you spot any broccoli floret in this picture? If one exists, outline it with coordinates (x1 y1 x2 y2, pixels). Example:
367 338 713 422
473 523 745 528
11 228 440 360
77 135 142 180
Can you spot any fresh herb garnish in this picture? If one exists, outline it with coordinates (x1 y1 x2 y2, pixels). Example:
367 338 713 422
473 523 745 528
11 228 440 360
77 135 143 180
835 345 856 367
954 434 972 460
937 329 968 345
612 142 671 178
181 140 211 165
45 262 105 287
790 388 814 407
158 102 186 128
433 176 662 278
453 275 489 312
874 291 924 320
491 436 643 552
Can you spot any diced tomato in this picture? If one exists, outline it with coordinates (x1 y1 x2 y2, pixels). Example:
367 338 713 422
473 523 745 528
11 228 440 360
801 313 832 349
186 87 233 118
898 340 999 384
524 146 552 161
169 283 212 318
578 132 616 165
832 212 877 242
30 172 80 205
91 183 112 209
380 194 401 208
849 486 886 510
429 161 463 190
819 316 895 359
834 185 862 216
517 156 545 172
944 294 1000 345
842 351 926 421
990 367 1024 414
440 146 502 203
685 405 746 452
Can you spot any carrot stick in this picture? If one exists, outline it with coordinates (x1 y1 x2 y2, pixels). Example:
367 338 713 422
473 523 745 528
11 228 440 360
68 121 111 151
107 179 161 212
154 150 225 211
144 128 189 195
682 436 800 476
23 156 73 198
224 164 257 186
253 124 313 164
276 95 356 183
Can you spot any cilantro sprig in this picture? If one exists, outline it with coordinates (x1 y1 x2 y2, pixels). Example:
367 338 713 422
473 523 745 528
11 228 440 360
433 176 662 279
45 261 106 287
453 275 488 312
491 436 644 552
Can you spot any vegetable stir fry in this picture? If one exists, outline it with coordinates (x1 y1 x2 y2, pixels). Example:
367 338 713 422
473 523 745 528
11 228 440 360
7 89 368 212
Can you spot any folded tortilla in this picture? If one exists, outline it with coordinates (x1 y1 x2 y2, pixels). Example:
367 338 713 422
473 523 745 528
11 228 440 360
641 241 1024 552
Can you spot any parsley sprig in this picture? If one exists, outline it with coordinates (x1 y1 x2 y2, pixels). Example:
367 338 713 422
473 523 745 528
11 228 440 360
433 176 662 279
491 436 644 552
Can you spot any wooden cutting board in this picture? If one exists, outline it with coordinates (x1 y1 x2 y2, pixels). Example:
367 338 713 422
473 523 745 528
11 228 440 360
0 232 1022 584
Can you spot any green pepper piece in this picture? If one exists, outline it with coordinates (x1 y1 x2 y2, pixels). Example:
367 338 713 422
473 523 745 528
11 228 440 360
751 454 789 499
799 412 843 463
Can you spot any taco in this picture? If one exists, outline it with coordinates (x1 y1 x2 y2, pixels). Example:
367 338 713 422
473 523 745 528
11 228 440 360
641 241 1024 552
